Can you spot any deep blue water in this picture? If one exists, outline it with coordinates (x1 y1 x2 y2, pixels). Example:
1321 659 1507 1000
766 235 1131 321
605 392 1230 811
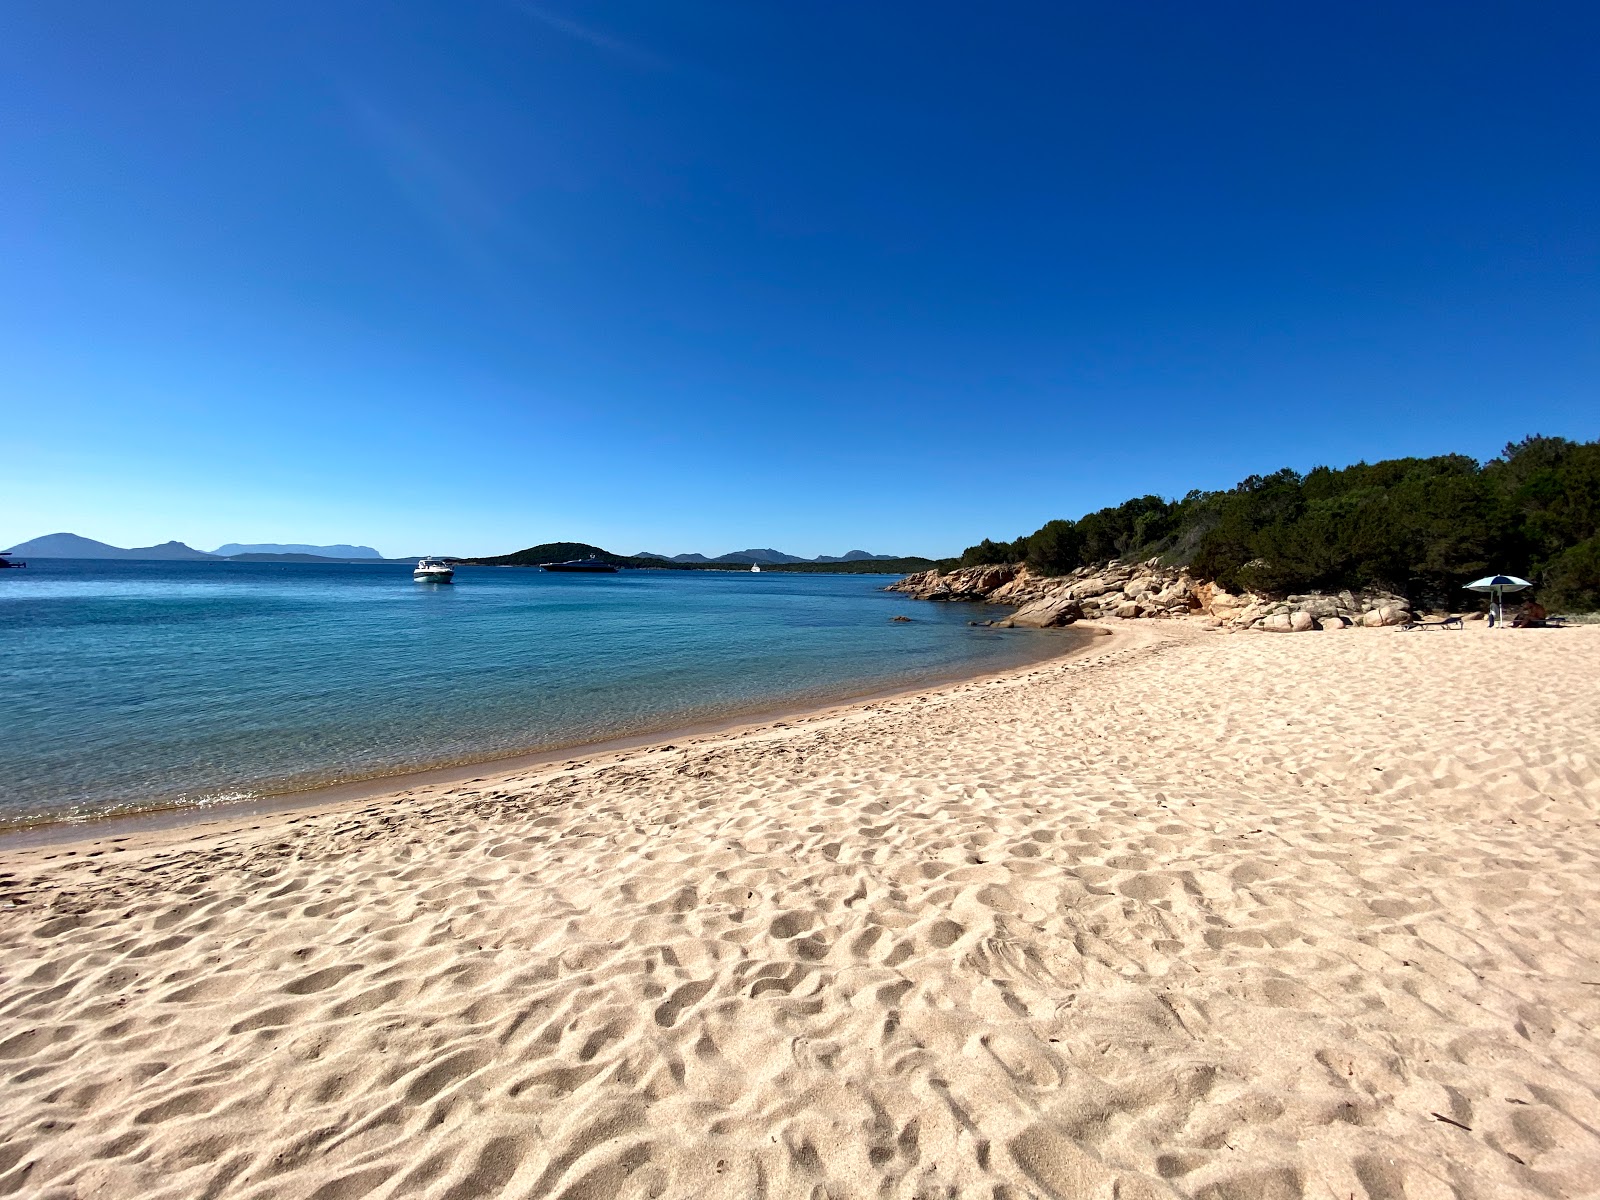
0 559 1065 826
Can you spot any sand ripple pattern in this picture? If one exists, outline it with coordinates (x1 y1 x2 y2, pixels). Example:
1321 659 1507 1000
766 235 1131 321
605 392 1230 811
2 623 1598 1199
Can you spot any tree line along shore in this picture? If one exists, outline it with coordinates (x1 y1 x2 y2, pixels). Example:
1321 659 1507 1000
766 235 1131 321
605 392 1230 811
471 436 1600 610
953 436 1599 612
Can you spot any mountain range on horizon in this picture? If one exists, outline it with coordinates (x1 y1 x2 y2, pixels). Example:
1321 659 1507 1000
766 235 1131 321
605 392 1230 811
5 533 219 561
213 542 382 559
3 533 398 563
4 533 910 567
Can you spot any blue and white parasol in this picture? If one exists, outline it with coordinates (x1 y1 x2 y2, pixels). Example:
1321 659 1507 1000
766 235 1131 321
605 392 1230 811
1464 574 1532 627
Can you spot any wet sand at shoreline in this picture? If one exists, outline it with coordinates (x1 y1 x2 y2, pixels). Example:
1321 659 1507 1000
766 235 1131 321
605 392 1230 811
0 626 1091 851
1 620 1597 1199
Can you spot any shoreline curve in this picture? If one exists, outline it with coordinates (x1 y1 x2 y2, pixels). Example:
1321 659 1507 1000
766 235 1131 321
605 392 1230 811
0 622 1112 851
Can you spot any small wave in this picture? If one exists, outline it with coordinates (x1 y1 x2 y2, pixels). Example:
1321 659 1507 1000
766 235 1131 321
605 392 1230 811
186 789 258 808
3 788 262 835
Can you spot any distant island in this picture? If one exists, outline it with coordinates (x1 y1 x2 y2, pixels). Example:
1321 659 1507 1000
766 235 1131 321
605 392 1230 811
3 533 407 564
634 548 901 565
4 533 220 561
213 543 383 559
2 533 944 574
466 543 942 574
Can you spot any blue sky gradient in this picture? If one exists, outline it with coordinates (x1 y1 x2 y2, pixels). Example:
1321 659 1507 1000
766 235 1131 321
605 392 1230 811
3 2 1596 557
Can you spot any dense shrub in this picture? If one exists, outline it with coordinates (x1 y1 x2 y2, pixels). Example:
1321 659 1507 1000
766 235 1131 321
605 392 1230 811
1543 536 1600 612
955 436 1600 610
958 538 1023 568
1025 520 1083 576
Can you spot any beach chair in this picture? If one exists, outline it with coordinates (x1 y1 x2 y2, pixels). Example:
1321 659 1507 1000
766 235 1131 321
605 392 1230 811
1400 615 1463 630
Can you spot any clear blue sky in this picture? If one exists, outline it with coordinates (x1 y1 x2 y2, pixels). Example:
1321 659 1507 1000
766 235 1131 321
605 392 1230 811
3 2 1596 558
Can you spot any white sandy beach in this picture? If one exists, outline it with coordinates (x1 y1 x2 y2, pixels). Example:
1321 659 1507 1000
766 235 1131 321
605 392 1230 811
2 620 1598 1200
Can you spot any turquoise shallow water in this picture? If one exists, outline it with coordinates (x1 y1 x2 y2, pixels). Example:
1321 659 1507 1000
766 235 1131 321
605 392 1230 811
0 560 1068 826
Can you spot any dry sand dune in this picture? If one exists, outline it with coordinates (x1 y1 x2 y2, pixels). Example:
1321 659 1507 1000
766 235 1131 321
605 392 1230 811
2 621 1598 1200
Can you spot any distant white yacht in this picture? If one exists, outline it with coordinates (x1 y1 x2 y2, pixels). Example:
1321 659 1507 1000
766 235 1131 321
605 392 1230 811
413 558 455 583
750 563 761 573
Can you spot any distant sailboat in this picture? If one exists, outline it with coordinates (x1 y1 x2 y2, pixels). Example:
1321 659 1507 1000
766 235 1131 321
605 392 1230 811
750 563 761 573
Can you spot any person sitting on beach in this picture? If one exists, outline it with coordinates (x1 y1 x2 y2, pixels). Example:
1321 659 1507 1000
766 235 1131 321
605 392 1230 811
1512 599 1547 628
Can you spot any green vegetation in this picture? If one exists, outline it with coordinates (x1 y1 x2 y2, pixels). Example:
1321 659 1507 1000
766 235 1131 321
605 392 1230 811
958 436 1600 611
468 542 650 568
466 542 941 575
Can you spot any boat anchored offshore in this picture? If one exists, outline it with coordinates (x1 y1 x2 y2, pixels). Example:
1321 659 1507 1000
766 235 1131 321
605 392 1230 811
750 563 761 573
413 557 455 583
542 557 618 573
0 552 25 569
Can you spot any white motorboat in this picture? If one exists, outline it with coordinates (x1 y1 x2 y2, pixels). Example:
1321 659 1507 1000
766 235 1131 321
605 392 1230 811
750 563 761 573
413 558 455 583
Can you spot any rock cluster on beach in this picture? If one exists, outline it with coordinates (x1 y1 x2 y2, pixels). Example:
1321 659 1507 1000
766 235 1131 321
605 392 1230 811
888 559 1416 631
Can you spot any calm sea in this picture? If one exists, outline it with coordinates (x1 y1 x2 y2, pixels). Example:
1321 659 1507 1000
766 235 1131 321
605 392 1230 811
0 559 1070 828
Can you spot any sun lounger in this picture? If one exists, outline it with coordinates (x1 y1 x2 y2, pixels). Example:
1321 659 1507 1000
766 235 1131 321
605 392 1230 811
1400 615 1463 630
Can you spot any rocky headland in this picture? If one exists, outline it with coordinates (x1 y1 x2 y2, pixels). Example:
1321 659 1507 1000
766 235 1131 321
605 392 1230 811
888 559 1422 631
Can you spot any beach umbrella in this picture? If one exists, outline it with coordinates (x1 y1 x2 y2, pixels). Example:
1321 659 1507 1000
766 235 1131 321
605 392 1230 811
1464 574 1531 627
